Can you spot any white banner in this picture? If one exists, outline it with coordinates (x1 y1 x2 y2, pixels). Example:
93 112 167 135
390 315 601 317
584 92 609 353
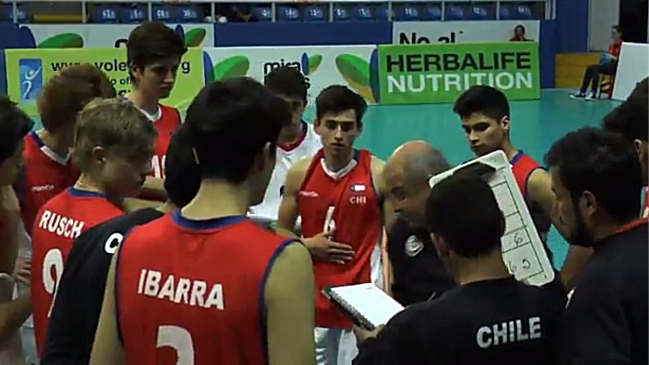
203 45 378 105
393 21 540 45
22 24 214 48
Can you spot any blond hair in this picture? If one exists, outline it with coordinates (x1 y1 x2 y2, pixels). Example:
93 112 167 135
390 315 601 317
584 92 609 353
73 98 157 172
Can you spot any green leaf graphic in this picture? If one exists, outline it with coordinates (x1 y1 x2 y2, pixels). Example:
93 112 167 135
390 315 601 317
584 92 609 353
38 33 83 48
307 54 323 74
335 54 370 85
213 56 250 80
185 28 206 47
335 54 374 103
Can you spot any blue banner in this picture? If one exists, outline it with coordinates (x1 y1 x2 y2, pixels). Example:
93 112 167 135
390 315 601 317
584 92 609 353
213 22 393 47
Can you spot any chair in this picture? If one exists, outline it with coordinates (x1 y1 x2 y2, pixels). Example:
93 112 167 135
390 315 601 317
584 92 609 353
598 73 615 99
515 5 533 20
422 5 442 21
177 5 201 23
152 5 173 23
277 6 300 22
396 5 420 21
121 6 146 24
94 5 119 23
499 6 512 20
353 5 373 21
333 6 350 22
254 7 273 22
304 6 326 22
376 5 392 21
446 5 465 20
469 6 489 20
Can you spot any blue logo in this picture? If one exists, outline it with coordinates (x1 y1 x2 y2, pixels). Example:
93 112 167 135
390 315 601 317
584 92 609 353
19 58 43 102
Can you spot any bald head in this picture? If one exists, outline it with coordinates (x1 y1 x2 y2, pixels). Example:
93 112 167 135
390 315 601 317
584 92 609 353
387 141 451 185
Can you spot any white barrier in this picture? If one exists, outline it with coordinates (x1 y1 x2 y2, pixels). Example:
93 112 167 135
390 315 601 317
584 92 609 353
392 21 540 45
612 42 649 101
203 46 378 105
22 24 214 48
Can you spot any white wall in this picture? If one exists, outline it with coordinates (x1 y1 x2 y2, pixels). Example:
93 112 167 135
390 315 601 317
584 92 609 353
589 0 620 51
612 42 649 100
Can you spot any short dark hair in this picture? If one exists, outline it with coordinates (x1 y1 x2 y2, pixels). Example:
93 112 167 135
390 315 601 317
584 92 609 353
425 174 505 257
545 127 642 223
264 66 308 104
0 95 33 164
453 85 510 121
612 25 622 34
602 77 648 142
316 85 367 127
127 22 187 81
164 127 200 208
38 64 116 132
184 77 290 183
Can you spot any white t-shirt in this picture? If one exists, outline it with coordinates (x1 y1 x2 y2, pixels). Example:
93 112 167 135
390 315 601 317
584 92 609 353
249 122 321 223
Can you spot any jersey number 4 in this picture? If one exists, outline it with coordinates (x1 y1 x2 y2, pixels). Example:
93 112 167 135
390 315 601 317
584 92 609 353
157 325 195 365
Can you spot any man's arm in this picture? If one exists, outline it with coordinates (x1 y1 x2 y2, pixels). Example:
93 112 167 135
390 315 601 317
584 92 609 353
89 250 126 365
0 276 31 343
526 169 592 286
265 241 316 365
276 158 309 238
371 158 397 233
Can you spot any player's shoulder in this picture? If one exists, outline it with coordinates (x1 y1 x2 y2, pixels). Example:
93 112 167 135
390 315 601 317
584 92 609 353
286 156 314 183
370 155 386 172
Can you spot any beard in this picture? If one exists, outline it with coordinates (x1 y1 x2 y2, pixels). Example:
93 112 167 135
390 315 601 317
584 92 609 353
567 206 595 247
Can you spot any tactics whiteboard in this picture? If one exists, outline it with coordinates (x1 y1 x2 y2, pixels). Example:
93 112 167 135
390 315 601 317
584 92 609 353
428 150 554 287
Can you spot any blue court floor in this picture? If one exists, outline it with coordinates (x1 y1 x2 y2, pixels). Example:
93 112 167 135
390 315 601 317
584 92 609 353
30 89 619 267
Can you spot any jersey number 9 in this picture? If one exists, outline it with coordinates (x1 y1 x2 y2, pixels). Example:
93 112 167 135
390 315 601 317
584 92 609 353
157 325 195 365
43 248 64 317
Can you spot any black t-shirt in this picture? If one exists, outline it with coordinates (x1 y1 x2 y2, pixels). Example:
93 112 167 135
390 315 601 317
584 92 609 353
388 218 456 305
354 276 566 365
558 221 648 365
41 208 164 365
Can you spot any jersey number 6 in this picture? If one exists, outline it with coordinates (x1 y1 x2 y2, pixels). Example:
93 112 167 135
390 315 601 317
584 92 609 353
156 325 195 365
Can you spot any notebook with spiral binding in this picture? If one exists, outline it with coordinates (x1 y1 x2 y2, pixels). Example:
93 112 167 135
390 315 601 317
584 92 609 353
323 283 404 330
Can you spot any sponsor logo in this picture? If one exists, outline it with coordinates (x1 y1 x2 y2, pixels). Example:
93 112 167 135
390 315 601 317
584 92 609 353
19 58 43 102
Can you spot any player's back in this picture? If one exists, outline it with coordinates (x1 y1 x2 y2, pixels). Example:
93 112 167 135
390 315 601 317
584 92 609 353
116 212 296 364
251 121 321 221
31 187 123 353
20 131 79 235
387 277 565 364
299 149 383 328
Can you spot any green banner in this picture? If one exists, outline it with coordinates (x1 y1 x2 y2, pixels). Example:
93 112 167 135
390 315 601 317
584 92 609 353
5 48 204 116
377 42 541 105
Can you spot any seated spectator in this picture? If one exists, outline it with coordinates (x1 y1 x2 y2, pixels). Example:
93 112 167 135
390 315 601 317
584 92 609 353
571 25 623 100
510 25 532 41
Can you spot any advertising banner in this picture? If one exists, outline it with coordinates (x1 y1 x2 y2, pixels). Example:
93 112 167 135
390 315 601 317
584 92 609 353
5 48 204 115
393 21 540 45
377 42 540 104
19 24 213 49
203 46 380 105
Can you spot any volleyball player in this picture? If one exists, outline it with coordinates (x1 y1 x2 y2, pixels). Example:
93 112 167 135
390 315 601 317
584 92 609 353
42 129 200 365
125 21 187 201
353 174 565 365
0 95 34 364
30 99 157 355
546 128 647 365
277 85 395 365
249 66 321 226
602 77 648 217
17 64 116 363
453 85 579 289
90 78 315 365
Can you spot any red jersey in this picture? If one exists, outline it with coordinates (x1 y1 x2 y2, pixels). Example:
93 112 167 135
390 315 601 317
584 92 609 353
31 188 123 354
609 41 622 59
18 131 79 235
150 105 181 179
298 149 383 328
116 212 294 365
642 188 648 219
